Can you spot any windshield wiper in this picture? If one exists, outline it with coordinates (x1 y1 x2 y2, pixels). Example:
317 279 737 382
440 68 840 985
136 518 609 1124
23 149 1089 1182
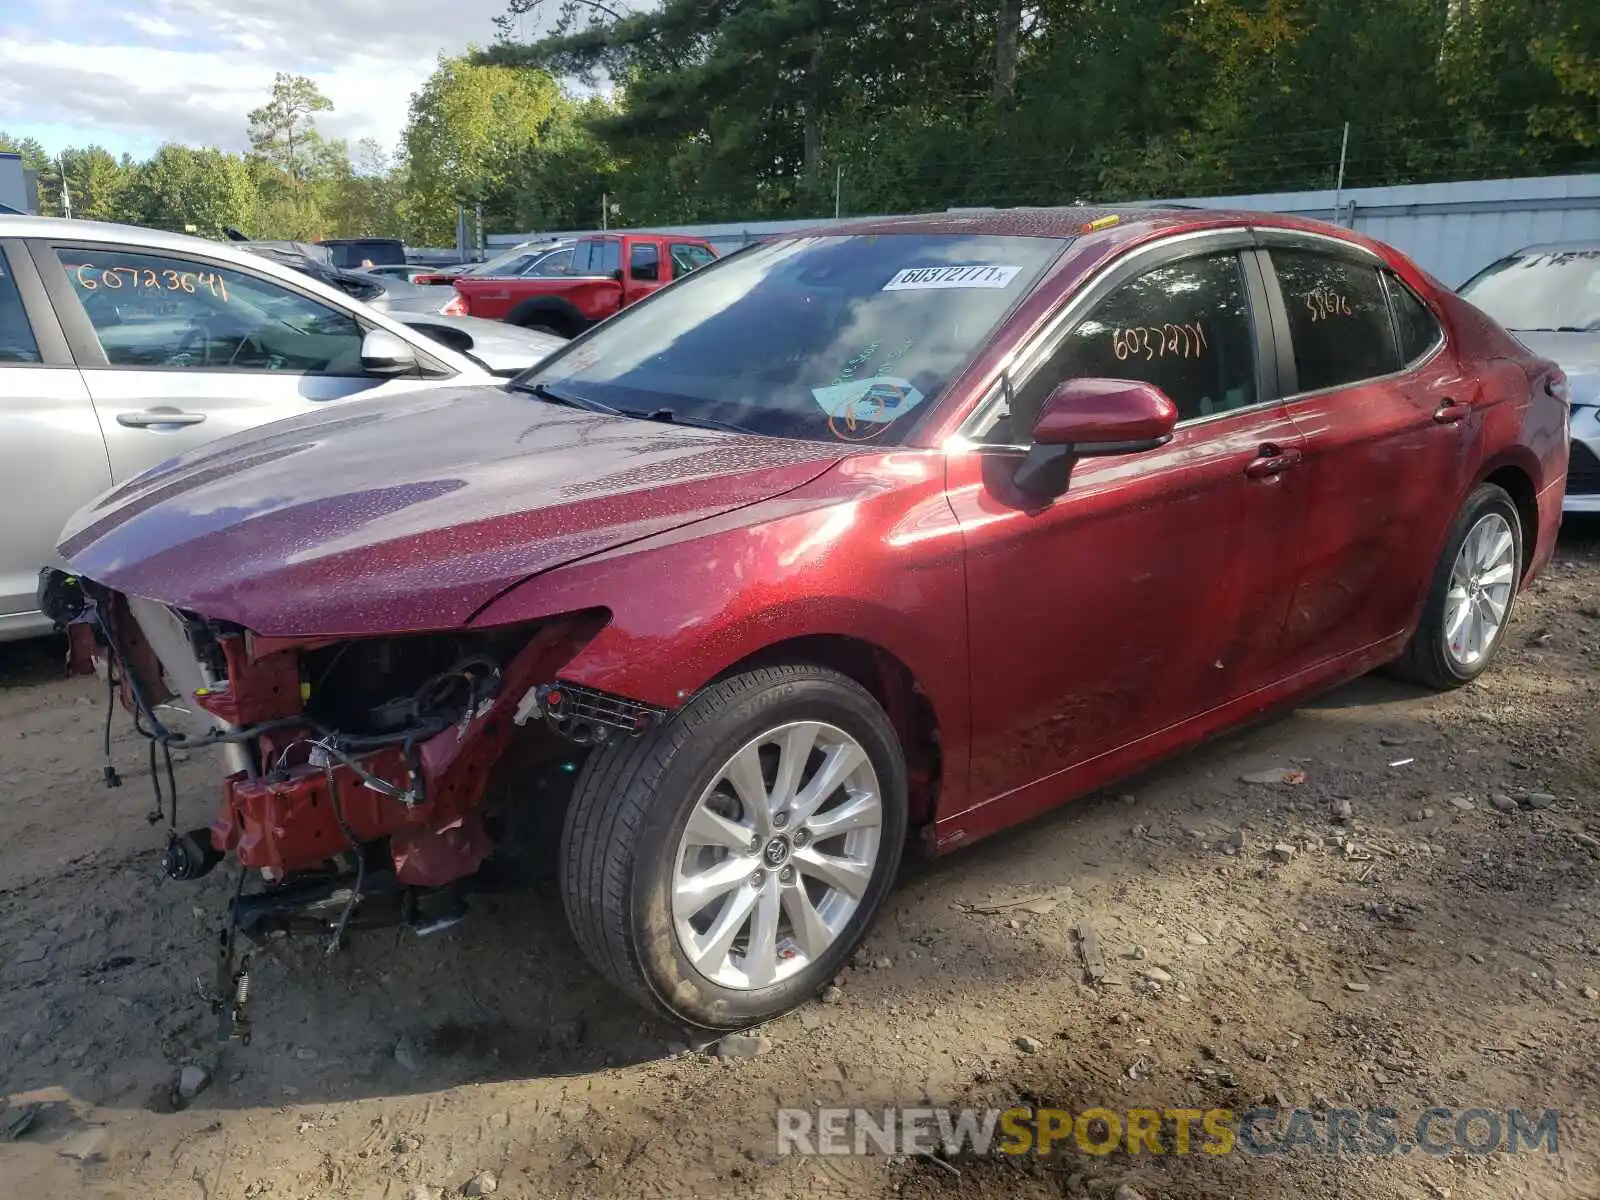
512 380 620 414
622 407 758 436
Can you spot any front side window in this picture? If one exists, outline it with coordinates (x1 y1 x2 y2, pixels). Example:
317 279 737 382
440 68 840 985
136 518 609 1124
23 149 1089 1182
1458 248 1600 332
978 252 1257 442
575 239 621 277
519 233 1067 444
1386 274 1443 364
630 242 661 282
670 243 717 275
55 247 366 374
1270 249 1398 392
0 249 42 364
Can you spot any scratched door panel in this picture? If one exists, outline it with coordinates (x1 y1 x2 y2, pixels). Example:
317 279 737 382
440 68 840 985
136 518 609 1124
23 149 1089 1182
1265 249 1464 670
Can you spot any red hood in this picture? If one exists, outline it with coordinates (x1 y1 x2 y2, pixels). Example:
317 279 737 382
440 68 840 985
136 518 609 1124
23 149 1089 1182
58 386 851 636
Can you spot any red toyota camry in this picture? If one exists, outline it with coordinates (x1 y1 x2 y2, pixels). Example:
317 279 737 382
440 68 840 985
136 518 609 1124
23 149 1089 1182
47 207 1569 1033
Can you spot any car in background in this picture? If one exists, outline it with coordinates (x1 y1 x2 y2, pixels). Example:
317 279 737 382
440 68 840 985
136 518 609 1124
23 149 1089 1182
365 264 446 284
1458 241 1598 513
448 231 717 334
318 237 407 270
0 215 562 640
48 207 1566 1033
413 240 575 286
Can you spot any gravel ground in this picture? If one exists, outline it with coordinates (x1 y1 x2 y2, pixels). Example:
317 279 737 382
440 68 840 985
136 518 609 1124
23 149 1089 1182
1 520 1597 1200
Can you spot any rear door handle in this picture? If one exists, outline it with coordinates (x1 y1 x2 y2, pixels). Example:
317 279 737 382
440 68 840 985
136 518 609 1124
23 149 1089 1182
1245 444 1302 479
117 408 207 429
1433 398 1467 424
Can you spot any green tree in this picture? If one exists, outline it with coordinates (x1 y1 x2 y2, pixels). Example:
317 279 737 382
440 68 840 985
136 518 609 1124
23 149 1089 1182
247 73 336 182
400 52 570 243
125 145 256 237
59 146 133 222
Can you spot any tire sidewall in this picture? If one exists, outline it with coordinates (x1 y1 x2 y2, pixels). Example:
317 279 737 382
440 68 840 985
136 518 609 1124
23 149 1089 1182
1424 484 1522 684
628 673 907 1028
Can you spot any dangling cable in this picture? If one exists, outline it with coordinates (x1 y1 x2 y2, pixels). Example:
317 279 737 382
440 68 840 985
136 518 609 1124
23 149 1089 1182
322 756 365 956
101 670 122 789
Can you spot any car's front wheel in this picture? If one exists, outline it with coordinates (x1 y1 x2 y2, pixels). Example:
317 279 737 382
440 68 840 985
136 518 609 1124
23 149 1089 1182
559 664 907 1028
1392 482 1523 689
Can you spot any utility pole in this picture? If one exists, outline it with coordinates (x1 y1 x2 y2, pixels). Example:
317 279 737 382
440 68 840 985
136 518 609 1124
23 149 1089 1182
1331 122 1350 226
601 193 608 232
834 164 842 220
57 155 73 220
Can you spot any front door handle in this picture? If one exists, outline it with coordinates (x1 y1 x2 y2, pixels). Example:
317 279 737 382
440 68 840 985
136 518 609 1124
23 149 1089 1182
117 408 207 429
1433 398 1467 424
1244 444 1303 479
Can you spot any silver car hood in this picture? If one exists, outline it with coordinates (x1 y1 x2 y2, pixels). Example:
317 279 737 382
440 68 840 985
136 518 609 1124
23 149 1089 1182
390 311 565 375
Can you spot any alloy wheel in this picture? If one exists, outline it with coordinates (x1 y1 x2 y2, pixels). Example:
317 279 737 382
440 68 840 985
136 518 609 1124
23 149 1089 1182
1443 511 1517 670
671 721 883 989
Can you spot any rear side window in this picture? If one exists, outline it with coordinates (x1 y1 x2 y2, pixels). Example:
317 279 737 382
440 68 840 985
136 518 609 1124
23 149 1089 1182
1270 249 1399 392
576 240 621 276
1385 274 1443 365
630 242 661 282
0 249 42 363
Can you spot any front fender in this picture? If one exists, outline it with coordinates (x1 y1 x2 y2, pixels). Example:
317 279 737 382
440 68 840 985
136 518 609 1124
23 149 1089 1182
470 450 977 814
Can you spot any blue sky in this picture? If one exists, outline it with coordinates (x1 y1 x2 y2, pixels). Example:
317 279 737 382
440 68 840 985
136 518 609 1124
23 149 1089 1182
0 0 544 159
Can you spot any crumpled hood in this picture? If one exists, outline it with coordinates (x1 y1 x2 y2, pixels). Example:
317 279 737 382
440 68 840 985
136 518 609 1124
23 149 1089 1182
58 386 852 636
1512 331 1600 407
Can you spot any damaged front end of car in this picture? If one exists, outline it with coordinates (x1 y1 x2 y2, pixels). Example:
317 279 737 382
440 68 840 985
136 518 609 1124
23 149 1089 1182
38 567 652 1043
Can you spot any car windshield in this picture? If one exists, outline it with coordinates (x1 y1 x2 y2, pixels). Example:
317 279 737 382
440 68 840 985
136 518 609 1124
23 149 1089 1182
515 233 1067 444
1459 248 1600 332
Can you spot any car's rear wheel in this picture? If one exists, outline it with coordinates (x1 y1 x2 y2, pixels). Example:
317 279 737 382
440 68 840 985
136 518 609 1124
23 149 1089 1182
559 665 907 1028
1391 482 1523 689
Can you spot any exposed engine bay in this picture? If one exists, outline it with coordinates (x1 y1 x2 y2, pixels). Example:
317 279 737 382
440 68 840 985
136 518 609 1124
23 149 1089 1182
36 567 658 1043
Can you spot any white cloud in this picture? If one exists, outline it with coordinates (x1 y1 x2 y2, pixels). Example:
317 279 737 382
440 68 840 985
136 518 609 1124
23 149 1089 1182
0 0 535 155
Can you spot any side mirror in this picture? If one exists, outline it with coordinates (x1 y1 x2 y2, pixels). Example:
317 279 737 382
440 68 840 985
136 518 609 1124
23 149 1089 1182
360 328 419 377
1014 379 1178 498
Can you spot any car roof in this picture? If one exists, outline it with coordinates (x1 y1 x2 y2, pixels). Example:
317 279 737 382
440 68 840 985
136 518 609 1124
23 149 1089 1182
0 213 282 256
790 204 1379 247
0 214 481 373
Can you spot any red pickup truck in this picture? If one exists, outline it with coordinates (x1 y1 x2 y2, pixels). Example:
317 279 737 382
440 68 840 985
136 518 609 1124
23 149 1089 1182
445 232 718 335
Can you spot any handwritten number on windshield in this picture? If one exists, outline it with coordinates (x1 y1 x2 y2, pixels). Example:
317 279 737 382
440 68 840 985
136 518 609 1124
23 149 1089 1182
72 264 229 301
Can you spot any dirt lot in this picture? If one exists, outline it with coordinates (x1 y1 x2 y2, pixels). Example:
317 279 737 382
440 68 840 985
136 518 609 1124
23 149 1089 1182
2 523 1598 1200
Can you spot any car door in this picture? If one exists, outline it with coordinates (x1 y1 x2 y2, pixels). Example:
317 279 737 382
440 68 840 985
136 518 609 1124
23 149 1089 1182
30 240 453 483
948 235 1309 809
624 240 668 305
0 240 110 636
1256 238 1470 672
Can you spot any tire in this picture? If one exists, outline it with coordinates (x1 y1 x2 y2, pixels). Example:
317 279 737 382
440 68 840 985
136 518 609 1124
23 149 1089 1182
559 665 908 1028
1390 482 1523 689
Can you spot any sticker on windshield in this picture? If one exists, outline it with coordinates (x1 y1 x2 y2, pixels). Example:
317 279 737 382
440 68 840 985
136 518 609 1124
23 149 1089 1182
883 265 1022 291
811 377 927 442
